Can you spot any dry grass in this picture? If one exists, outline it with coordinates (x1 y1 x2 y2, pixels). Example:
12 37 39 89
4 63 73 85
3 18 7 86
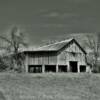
0 73 100 100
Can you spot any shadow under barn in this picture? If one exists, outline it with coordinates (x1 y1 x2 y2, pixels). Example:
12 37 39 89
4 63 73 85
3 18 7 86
70 61 78 72
28 65 42 73
58 65 67 72
45 65 56 72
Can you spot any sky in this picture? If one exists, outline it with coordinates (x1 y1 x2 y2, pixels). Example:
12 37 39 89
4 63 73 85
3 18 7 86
0 0 100 47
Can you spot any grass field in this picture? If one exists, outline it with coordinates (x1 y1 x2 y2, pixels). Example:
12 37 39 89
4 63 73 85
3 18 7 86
0 73 100 100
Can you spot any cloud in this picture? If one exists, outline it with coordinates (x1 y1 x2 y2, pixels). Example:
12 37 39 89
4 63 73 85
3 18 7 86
44 12 60 17
60 13 79 18
43 11 79 18
42 24 65 28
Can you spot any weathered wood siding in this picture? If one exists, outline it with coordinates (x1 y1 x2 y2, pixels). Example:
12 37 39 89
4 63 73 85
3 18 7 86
57 41 86 65
25 42 86 67
25 52 57 66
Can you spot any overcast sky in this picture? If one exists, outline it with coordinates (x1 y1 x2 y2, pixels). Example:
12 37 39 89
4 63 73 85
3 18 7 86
0 0 100 47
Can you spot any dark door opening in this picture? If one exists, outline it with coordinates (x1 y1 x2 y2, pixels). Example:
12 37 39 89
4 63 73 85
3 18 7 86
70 61 78 72
80 65 86 72
58 65 67 72
28 65 42 73
45 65 56 72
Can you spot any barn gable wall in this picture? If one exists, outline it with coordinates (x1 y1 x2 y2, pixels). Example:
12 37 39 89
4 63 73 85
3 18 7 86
57 41 86 65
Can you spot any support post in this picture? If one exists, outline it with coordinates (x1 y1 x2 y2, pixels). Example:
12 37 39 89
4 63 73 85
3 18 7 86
42 65 45 73
67 64 70 72
78 65 80 73
25 55 28 73
56 65 58 72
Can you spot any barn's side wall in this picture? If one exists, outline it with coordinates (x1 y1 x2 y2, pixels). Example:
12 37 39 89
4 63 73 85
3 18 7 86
24 52 57 72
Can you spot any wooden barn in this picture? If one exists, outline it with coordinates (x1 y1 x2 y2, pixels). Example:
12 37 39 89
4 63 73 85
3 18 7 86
23 38 89 73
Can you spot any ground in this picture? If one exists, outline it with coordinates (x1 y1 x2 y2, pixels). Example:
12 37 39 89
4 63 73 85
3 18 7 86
0 73 100 100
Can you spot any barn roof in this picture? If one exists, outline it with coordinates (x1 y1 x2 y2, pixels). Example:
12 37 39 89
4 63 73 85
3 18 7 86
37 38 73 51
23 38 86 54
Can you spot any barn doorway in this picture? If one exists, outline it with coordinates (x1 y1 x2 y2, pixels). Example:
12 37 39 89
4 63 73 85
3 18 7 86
58 65 67 72
80 65 86 72
45 65 56 72
28 65 42 73
70 61 78 72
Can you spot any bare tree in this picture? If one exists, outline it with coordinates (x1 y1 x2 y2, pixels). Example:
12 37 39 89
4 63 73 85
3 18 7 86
0 26 28 72
85 33 100 72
